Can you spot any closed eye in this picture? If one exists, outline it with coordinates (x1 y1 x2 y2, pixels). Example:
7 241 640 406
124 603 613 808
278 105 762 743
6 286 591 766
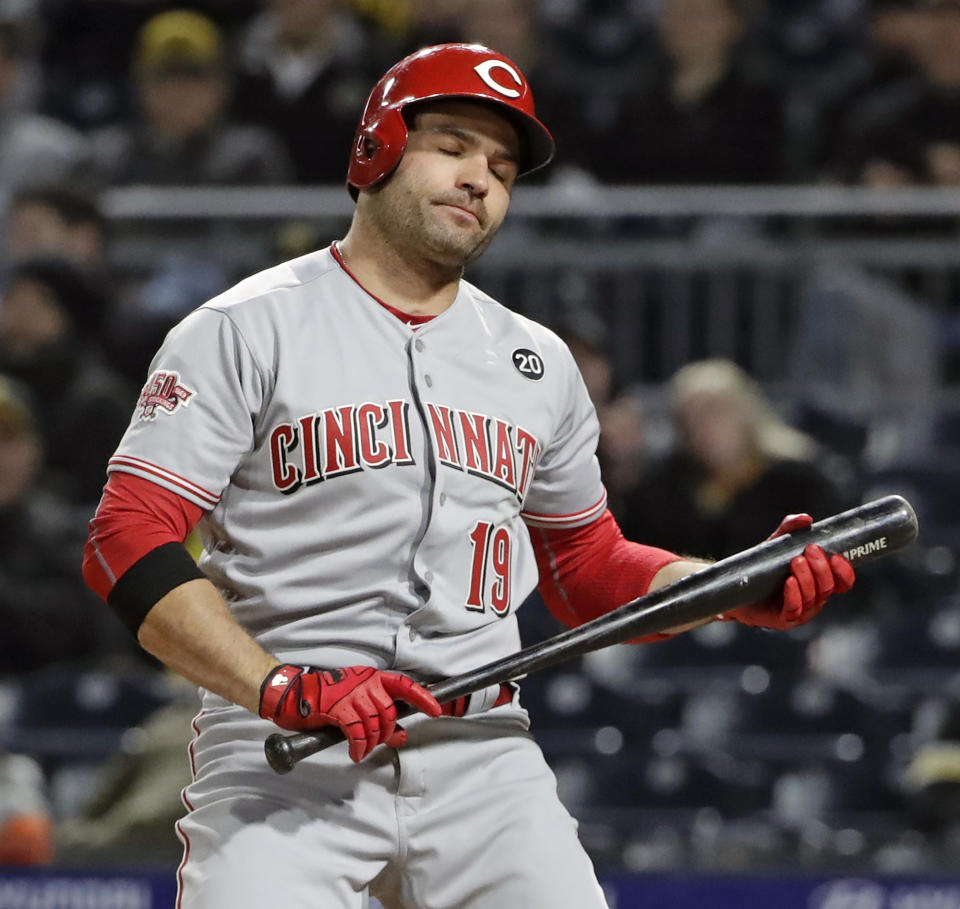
490 159 518 187
435 135 466 156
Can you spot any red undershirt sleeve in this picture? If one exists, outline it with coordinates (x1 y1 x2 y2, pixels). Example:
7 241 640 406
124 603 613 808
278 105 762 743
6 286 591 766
83 471 205 602
528 508 683 643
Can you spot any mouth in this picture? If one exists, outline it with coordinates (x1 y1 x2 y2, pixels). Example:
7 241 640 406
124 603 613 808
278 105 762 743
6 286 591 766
436 202 482 226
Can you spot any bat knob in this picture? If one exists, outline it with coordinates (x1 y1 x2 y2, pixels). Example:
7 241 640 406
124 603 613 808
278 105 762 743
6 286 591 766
265 733 297 774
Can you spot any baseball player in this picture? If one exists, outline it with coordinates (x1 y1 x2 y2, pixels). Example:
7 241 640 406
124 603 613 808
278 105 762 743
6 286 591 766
83 44 855 909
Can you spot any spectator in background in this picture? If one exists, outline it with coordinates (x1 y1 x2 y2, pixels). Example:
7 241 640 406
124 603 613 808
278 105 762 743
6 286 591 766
233 0 380 183
89 9 293 186
0 181 225 391
0 5 89 196
868 0 931 74
0 750 52 865
580 0 785 183
0 257 133 508
806 0 931 180
554 313 652 518
55 689 196 867
0 375 127 672
458 0 538 69
395 0 469 49
38 1 262 130
836 0 960 188
107 252 231 387
556 311 617 407
344 0 414 43
620 359 848 560
4 183 107 270
597 393 650 523
902 693 960 834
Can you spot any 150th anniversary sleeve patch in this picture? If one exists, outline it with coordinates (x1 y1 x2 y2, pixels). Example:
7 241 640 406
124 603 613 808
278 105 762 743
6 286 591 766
137 370 195 421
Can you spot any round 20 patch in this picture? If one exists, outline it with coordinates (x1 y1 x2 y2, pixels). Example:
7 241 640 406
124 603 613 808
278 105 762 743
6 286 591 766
512 348 545 381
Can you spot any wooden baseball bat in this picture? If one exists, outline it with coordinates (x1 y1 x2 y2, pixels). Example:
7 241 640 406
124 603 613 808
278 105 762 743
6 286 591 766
265 494 918 774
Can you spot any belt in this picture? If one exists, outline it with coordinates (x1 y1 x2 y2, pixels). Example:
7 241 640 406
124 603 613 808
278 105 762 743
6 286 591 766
440 682 516 718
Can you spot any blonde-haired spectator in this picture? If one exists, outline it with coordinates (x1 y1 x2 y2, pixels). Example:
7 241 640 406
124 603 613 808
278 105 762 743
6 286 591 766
671 357 818 466
619 359 850 560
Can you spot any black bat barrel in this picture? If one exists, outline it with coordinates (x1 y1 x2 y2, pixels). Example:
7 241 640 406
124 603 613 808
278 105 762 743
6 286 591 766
265 494 918 774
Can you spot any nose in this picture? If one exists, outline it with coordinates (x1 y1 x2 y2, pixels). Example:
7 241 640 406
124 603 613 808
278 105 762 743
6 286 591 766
456 151 489 198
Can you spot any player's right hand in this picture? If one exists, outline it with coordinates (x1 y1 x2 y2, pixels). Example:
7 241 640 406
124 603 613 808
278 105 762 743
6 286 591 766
258 664 442 762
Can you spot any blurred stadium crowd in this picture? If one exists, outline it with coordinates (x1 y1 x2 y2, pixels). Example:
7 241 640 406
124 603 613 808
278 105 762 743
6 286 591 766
1 0 960 879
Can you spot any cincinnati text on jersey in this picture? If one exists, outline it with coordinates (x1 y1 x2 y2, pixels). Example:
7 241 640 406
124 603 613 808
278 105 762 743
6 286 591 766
269 399 542 503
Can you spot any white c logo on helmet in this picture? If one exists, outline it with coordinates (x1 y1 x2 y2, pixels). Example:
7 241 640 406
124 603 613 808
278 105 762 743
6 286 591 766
473 60 522 99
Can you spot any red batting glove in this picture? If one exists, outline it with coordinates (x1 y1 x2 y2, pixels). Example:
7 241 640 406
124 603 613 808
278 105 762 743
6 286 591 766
722 514 856 630
259 665 442 763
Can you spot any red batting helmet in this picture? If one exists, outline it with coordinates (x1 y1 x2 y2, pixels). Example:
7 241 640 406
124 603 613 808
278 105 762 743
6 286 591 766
347 43 555 197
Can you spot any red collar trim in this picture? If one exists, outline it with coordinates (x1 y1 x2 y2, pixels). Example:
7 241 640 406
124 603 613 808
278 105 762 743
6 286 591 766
330 242 436 327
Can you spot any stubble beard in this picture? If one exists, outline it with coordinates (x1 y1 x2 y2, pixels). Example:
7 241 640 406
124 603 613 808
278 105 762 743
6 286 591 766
370 182 500 271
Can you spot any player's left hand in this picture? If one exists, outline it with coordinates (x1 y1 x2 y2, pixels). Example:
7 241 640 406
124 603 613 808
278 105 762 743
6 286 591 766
721 513 856 630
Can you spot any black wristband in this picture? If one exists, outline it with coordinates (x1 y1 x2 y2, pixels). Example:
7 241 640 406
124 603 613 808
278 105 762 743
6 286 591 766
108 542 205 636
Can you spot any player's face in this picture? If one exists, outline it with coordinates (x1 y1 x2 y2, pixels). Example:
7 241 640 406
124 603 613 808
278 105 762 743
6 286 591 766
368 101 521 268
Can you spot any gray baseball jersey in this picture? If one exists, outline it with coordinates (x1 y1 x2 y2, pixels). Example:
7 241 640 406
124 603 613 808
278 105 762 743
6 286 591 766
112 245 612 908
111 244 606 686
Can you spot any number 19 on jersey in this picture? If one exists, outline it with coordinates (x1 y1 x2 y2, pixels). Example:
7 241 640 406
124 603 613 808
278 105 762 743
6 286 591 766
466 521 512 616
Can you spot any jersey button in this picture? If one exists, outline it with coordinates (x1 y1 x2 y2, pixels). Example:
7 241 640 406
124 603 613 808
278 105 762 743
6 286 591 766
439 493 447 506
424 374 433 387
408 627 417 641
425 571 434 582
415 339 425 352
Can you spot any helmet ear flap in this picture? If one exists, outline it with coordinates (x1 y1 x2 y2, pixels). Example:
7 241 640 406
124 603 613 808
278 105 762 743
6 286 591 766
358 132 380 162
348 109 409 193
349 127 387 193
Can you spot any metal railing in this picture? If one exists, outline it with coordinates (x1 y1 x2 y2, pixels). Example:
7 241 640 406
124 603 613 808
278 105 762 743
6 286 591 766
101 184 960 220
103 184 958 395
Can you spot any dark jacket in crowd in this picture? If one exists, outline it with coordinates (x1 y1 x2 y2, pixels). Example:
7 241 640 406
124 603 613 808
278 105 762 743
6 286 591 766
583 60 785 184
0 258 134 507
842 80 960 181
89 122 292 185
620 454 846 561
0 493 128 673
